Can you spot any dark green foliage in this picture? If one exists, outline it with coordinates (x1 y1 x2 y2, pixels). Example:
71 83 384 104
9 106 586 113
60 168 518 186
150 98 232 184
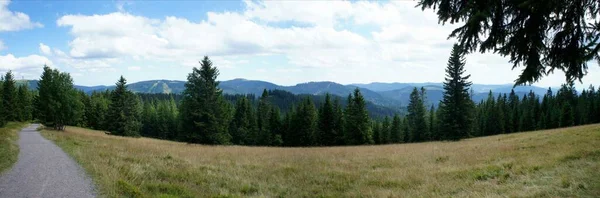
36 66 83 130
343 89 373 145
381 116 391 144
286 97 318 146
179 56 231 144
256 90 272 145
439 45 473 140
390 114 402 143
107 76 141 136
230 96 256 145
407 88 427 142
318 94 336 146
418 0 600 85
2 71 17 121
0 77 4 127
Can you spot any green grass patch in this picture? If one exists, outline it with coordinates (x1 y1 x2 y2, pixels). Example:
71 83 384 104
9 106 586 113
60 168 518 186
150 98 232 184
41 124 600 197
0 122 28 173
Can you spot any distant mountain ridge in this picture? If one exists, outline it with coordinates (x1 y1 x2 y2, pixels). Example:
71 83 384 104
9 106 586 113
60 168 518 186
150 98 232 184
20 79 551 107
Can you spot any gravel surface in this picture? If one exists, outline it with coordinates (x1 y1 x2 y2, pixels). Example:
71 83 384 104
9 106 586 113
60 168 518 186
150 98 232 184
0 124 96 198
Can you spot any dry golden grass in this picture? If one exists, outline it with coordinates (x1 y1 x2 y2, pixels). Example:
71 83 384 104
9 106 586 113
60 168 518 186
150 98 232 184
41 125 600 197
0 122 28 173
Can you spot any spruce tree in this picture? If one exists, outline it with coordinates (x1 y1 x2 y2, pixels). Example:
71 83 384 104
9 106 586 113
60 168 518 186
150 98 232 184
372 121 381 144
381 116 391 144
107 76 141 136
268 106 283 146
318 93 336 146
439 45 473 140
0 77 4 127
2 71 17 121
344 89 372 145
36 66 82 130
230 97 256 145
390 114 402 143
256 89 272 145
407 87 427 142
332 98 345 145
179 56 231 144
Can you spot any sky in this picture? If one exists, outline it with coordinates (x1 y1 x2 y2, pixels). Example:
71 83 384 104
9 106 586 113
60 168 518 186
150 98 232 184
0 0 598 88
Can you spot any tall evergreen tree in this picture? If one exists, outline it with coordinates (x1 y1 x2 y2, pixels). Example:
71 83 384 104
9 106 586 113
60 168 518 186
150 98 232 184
107 76 141 136
256 89 272 145
407 87 427 142
344 89 372 145
439 45 473 140
179 56 231 144
230 96 256 145
390 114 402 143
0 77 4 127
268 106 283 146
36 66 82 130
381 116 391 144
332 98 345 145
2 71 17 121
318 93 336 146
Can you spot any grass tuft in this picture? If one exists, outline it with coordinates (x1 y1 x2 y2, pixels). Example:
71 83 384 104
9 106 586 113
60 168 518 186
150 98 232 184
0 122 28 173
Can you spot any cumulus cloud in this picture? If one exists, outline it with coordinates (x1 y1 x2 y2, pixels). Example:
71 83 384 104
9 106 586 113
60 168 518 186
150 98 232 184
0 0 43 31
47 0 598 87
39 43 51 55
0 54 52 79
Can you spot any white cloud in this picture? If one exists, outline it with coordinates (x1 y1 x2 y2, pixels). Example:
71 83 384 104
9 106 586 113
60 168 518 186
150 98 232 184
46 0 599 87
127 66 141 71
0 54 52 80
0 0 43 31
39 43 51 55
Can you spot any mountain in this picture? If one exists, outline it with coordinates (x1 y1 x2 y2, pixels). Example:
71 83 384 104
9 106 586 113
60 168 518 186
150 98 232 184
18 79 551 108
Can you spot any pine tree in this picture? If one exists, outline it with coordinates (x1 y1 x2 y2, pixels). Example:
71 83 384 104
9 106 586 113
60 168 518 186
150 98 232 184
372 121 381 144
268 106 283 146
36 66 83 130
428 105 437 140
230 96 256 145
344 89 372 145
2 71 17 121
16 84 32 121
332 98 345 145
257 89 272 145
179 56 231 144
290 97 318 146
439 45 473 140
381 116 391 144
107 76 141 136
318 93 336 146
407 87 427 142
390 114 402 143
0 77 4 127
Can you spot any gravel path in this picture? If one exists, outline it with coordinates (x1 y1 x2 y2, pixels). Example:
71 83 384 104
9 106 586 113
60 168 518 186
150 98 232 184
0 124 95 198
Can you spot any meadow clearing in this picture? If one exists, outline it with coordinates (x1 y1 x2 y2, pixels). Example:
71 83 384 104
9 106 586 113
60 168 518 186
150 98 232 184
41 124 600 197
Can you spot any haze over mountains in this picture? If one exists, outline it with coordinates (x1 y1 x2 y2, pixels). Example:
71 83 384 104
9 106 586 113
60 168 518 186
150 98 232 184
20 79 550 107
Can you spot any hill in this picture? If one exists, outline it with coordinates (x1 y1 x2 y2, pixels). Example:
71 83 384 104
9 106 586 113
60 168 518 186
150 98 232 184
41 124 600 197
17 79 549 107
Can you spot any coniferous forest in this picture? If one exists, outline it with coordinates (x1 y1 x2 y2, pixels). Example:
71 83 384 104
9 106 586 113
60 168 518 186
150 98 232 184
1 51 600 147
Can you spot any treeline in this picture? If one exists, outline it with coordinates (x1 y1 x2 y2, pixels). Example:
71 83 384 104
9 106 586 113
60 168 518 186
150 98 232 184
3 50 600 147
0 71 34 127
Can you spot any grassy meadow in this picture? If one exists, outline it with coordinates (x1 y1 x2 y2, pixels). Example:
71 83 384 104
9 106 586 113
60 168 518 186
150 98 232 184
0 122 28 173
41 125 600 197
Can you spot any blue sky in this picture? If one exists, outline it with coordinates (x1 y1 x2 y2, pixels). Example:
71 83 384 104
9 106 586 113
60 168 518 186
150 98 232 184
0 0 598 88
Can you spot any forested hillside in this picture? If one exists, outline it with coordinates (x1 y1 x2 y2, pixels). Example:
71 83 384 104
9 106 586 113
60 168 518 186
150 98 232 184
2 54 599 147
